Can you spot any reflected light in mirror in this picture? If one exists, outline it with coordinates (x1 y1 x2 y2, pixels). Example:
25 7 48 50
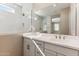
34 17 38 21
54 23 59 31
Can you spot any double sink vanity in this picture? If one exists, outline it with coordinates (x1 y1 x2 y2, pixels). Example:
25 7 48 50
23 33 79 56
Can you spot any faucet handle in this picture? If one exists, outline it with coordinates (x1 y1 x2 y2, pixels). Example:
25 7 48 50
55 35 57 39
59 35 61 39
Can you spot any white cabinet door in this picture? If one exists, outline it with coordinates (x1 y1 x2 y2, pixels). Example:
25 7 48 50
24 38 30 56
24 38 35 56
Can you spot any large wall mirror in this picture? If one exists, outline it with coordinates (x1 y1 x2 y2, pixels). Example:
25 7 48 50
31 3 77 35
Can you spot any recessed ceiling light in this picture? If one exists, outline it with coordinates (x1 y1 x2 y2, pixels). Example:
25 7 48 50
53 4 56 7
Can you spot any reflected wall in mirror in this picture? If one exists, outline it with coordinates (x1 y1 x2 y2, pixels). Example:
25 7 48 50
31 3 77 35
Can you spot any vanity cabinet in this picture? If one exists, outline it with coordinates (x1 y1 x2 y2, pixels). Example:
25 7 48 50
33 40 79 56
24 38 79 56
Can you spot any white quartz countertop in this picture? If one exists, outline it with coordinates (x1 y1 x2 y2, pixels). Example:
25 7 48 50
23 33 79 50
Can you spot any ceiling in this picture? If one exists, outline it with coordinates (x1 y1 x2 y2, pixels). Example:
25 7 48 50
0 3 70 18
33 3 70 17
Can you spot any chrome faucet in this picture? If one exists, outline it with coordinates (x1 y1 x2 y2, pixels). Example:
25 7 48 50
55 35 65 40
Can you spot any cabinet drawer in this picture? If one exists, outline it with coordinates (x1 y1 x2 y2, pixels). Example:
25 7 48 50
24 38 35 56
45 43 78 56
24 38 30 50
44 49 56 56
44 52 56 56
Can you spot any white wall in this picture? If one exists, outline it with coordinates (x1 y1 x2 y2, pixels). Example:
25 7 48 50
77 4 79 36
22 3 32 16
0 3 33 33
0 12 23 33
21 3 33 32
60 7 70 35
69 3 77 35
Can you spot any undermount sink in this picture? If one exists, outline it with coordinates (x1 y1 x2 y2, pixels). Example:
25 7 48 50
23 32 42 39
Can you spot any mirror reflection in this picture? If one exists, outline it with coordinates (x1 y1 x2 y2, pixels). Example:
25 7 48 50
31 3 73 35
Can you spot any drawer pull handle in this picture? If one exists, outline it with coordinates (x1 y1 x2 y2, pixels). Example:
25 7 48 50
27 44 30 50
37 51 40 54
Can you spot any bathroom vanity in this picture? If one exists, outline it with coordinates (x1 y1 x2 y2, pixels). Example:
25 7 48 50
23 33 79 56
